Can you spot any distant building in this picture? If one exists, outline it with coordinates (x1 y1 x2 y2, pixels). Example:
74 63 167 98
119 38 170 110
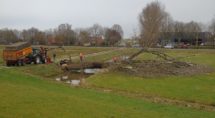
159 32 212 46
90 36 105 46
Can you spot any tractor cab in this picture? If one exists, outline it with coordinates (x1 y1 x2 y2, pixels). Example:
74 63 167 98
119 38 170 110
25 47 49 64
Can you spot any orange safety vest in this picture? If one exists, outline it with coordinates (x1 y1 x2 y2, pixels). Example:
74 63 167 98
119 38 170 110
113 57 117 62
80 53 83 57
80 53 84 61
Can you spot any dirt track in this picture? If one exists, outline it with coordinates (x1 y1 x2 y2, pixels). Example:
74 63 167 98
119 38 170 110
56 48 124 62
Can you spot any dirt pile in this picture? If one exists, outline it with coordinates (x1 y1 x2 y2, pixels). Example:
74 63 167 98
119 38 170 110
116 60 214 77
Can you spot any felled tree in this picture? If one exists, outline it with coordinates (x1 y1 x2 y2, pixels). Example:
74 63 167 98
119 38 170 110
139 1 167 48
129 1 173 61
209 17 215 48
105 28 122 46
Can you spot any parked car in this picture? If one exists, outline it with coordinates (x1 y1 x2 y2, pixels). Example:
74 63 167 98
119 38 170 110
164 44 174 49
177 43 190 48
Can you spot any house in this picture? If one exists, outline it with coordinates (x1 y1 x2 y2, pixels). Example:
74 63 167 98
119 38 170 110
90 36 105 46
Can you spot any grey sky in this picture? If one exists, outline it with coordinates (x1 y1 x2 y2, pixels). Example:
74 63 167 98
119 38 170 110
1 0 215 38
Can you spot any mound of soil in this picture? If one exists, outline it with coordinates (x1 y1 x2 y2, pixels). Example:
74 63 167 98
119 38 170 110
116 60 214 77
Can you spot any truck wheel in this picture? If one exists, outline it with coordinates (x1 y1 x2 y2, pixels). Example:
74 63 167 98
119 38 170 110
34 56 41 64
42 58 47 64
6 61 11 67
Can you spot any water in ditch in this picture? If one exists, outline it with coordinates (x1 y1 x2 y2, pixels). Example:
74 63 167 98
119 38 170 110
55 68 102 86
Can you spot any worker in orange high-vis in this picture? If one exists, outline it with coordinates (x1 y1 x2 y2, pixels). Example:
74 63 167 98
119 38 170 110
80 53 84 62
113 56 117 63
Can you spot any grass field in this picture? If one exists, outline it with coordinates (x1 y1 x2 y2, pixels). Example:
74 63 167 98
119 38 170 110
87 72 215 105
1 68 215 118
135 49 215 68
87 49 215 105
84 48 137 62
1 46 215 117
47 46 116 60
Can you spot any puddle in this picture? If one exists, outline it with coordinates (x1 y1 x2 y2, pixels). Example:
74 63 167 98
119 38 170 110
84 68 101 74
71 80 81 86
54 68 104 86
55 78 61 81
74 68 102 74
55 68 98 86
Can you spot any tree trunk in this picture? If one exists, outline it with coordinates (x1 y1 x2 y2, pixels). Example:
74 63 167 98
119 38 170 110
128 48 174 61
128 48 145 61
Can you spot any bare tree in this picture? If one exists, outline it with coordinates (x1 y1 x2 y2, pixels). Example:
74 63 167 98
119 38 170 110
161 13 174 31
129 1 175 61
172 21 187 44
111 24 124 38
160 13 174 45
54 24 76 45
185 21 202 47
22 28 42 45
89 24 104 37
209 18 215 33
21 28 47 45
78 30 90 45
0 29 19 44
209 17 215 48
139 1 167 48
131 28 140 46
105 28 122 46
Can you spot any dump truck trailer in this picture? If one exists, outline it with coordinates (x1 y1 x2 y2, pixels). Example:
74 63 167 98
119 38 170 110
3 42 48 66
3 42 33 66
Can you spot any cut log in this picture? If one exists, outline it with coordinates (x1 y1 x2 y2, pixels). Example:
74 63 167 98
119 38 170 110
61 62 105 71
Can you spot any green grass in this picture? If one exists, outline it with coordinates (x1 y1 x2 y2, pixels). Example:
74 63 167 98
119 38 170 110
87 72 215 105
87 49 215 105
135 52 161 61
136 49 215 68
166 49 215 68
1 68 215 118
1 46 215 117
84 48 137 62
47 46 115 60
17 64 63 78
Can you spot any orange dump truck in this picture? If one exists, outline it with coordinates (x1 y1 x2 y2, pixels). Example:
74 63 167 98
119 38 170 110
3 42 33 66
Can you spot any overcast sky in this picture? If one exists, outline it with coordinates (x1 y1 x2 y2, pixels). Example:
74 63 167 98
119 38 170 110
1 0 215 38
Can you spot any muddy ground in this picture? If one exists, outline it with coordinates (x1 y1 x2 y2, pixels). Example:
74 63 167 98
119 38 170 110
115 60 214 77
59 59 214 79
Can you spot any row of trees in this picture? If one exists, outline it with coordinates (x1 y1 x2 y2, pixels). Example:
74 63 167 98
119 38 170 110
1 1 215 48
76 24 123 46
138 1 215 48
0 24 124 46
